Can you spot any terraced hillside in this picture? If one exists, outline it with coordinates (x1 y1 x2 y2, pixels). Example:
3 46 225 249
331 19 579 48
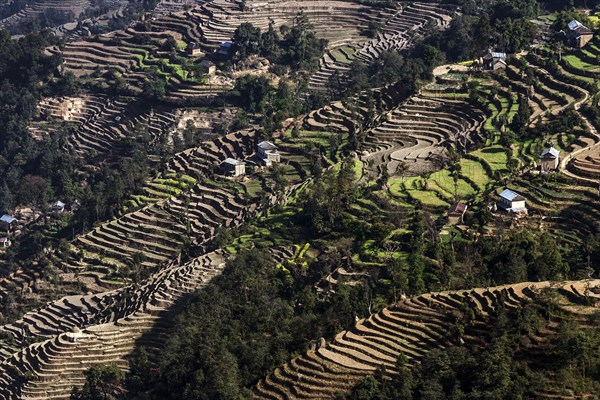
0 250 227 399
309 2 453 89
365 95 487 176
0 0 89 30
31 93 241 169
0 129 259 311
55 0 442 93
253 279 600 399
569 146 600 179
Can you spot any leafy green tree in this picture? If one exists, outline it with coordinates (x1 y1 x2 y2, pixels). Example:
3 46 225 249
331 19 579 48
232 22 262 58
509 95 531 138
142 73 166 100
260 20 279 57
71 364 124 400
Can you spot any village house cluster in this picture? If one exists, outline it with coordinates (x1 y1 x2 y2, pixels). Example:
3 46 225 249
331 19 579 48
220 140 281 177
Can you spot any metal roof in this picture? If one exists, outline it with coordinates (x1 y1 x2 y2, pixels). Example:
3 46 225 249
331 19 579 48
0 215 16 224
568 19 593 35
568 20 583 30
258 141 278 150
540 147 560 159
222 158 246 166
484 49 507 59
499 189 522 201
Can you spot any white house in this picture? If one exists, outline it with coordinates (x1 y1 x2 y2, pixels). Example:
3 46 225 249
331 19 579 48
497 189 527 214
257 141 280 166
0 237 11 248
540 146 560 171
220 158 246 177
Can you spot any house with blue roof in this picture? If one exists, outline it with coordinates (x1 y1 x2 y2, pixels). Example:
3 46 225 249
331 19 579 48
540 146 560 171
497 189 527 214
217 41 234 56
0 214 17 230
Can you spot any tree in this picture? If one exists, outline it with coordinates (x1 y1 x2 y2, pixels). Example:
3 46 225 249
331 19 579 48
71 364 124 400
395 161 409 183
142 73 166 100
509 95 531 138
260 19 279 58
18 175 48 212
234 75 272 113
232 22 261 58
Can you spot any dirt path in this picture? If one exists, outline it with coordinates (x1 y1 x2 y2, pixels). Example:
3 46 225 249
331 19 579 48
559 87 600 185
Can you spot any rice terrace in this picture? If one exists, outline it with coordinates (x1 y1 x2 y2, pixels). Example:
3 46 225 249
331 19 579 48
0 0 599 399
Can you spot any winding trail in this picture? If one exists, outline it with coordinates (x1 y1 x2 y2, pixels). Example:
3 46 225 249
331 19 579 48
559 85 600 185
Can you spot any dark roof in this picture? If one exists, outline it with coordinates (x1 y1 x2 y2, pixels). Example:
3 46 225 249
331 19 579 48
220 41 233 48
449 203 467 215
199 60 215 67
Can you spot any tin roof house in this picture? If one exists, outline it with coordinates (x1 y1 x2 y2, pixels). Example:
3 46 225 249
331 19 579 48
497 189 527 214
566 19 594 48
220 158 246 177
257 141 280 166
540 146 560 172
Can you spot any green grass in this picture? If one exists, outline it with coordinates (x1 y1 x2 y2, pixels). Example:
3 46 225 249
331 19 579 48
388 176 451 207
242 179 262 198
406 189 450 207
430 170 476 199
353 159 364 181
472 146 509 173
460 158 491 190
329 46 356 64
563 54 600 73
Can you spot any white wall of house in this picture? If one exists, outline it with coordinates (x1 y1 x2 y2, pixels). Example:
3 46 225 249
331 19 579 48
511 200 526 209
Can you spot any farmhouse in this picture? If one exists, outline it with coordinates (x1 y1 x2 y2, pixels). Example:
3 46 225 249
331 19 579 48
186 42 203 57
0 214 17 230
217 41 234 56
540 146 560 171
220 158 246 177
257 141 280 166
52 200 66 213
483 49 507 70
566 19 593 48
199 59 216 75
448 202 467 225
497 189 527 214
0 237 11 248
